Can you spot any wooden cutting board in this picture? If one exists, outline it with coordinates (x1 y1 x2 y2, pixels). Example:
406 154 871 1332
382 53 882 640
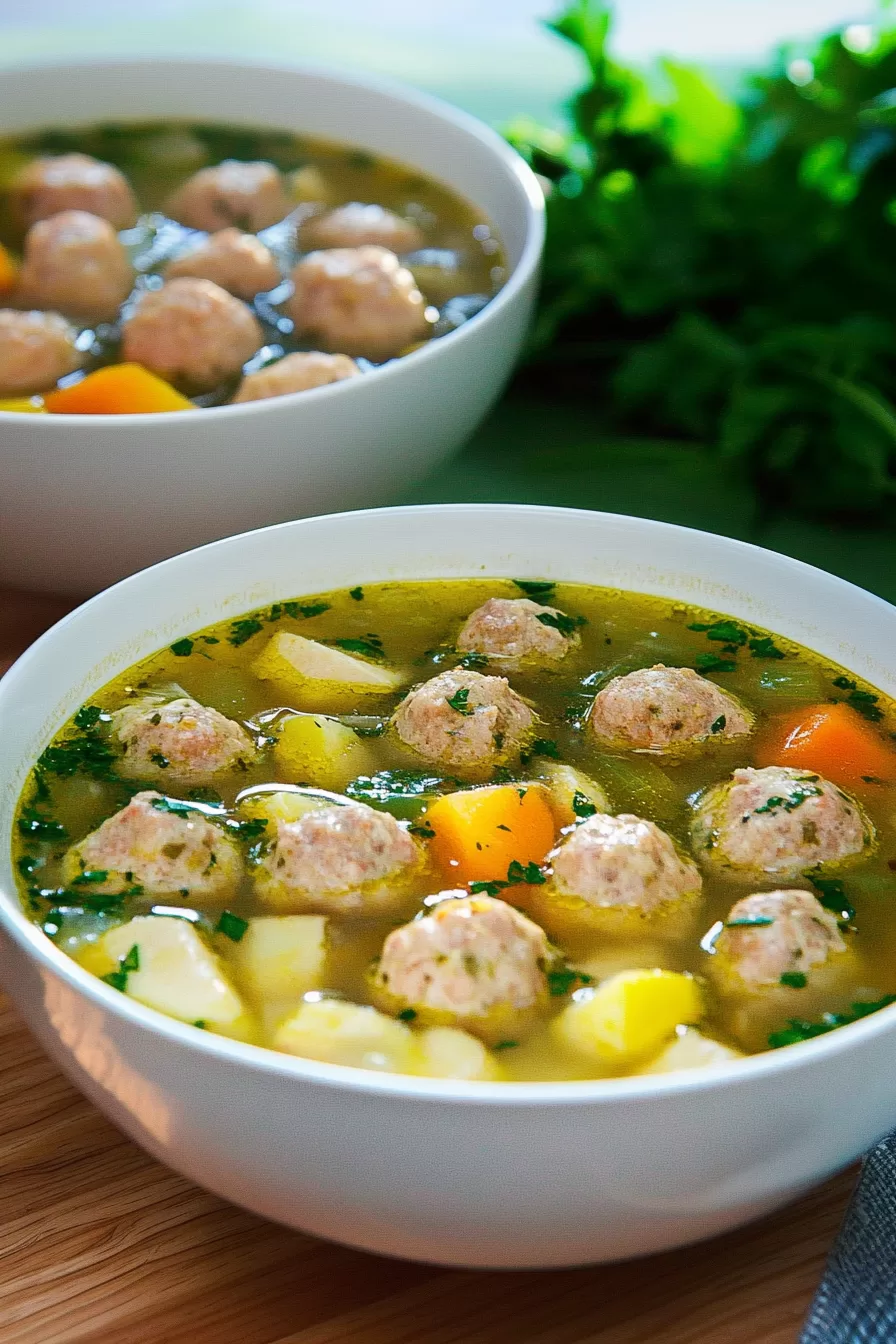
0 586 852 1344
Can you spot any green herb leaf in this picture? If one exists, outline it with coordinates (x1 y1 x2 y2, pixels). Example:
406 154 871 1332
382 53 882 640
408 821 436 838
330 636 385 660
810 876 856 923
547 966 593 997
349 586 364 601
457 651 489 670
493 1040 519 1050
535 610 586 637
228 617 265 647
689 619 747 646
725 915 775 928
506 859 547 886
216 910 249 942
70 869 109 886
468 880 506 897
753 783 822 815
769 995 896 1048
170 638 194 657
446 687 473 716
74 705 105 729
780 971 808 988
710 714 727 734
283 600 330 620
572 790 598 819
397 1007 417 1022
748 636 785 660
513 579 557 598
694 652 737 674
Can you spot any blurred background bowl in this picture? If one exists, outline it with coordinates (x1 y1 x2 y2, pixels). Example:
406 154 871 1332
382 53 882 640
0 58 544 595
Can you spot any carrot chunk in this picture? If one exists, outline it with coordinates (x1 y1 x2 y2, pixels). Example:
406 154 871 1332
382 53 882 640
755 701 896 790
424 783 557 885
0 241 16 294
44 363 194 415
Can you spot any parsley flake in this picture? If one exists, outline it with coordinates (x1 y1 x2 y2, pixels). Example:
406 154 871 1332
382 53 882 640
710 715 727 734
283 601 331 620
216 910 249 942
228 617 265 647
780 971 808 988
547 967 593 997
695 652 737 674
170 638 194 657
769 995 896 1048
331 636 385 660
536 610 586 637
349 586 364 601
572 790 598 819
513 579 557 599
397 1007 417 1022
446 687 473 715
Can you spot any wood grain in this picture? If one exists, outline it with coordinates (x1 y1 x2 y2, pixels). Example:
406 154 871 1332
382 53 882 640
0 587 852 1344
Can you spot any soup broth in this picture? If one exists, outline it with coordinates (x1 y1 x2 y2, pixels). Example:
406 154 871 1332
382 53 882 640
13 579 896 1082
0 120 504 410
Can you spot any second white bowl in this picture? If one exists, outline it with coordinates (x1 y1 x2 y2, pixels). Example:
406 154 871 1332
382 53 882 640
0 59 544 594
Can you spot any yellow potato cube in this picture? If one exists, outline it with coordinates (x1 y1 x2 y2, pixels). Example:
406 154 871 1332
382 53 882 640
552 969 703 1067
531 759 609 827
252 631 404 711
238 787 336 825
100 915 247 1031
274 712 376 791
636 1026 744 1075
231 915 327 1000
273 996 417 1073
414 1027 504 1081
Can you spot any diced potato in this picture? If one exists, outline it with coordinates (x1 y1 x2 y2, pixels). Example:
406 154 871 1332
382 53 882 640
552 969 703 1068
239 786 341 826
273 996 417 1072
274 712 377 791
636 1026 744 1075
99 915 247 1030
231 915 327 1000
414 1026 503 1081
252 631 405 711
531 760 609 828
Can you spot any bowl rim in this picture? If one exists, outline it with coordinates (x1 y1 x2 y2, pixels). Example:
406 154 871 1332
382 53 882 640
0 54 545 427
3 501 896 1106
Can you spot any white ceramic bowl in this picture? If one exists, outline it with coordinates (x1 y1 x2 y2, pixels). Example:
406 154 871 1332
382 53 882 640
2 504 895 1270
0 60 544 595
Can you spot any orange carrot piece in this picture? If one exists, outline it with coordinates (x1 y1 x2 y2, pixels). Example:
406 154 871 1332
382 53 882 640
424 783 557 885
44 363 194 415
755 701 896 791
0 241 16 294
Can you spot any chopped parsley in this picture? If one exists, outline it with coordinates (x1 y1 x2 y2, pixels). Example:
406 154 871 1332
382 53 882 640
18 810 67 840
408 821 436 838
193 1020 207 1029
283 600 331 620
753 783 822 816
215 910 249 942
572 790 598 819
535 610 586 637
780 971 808 989
493 1040 519 1051
17 854 42 879
513 579 557 599
102 943 140 993
349 586 364 601
769 995 896 1048
70 869 109 886
74 705 105 729
469 860 546 898
689 619 747 647
725 915 775 928
352 722 386 739
397 1007 417 1022
810 876 856 924
748 635 785 660
446 687 473 716
524 737 560 762
547 967 593 997
831 676 884 722
228 617 265 647
38 713 119 780
170 638 194 657
458 651 489 670
346 770 460 817
330 635 385 660
710 715 727 734
150 752 170 769
694 652 737 674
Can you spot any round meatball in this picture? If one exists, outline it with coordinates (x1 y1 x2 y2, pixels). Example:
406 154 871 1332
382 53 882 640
288 245 430 360
372 894 549 1042
121 278 263 388
12 153 138 230
456 597 580 668
588 664 753 753
164 160 291 233
14 210 134 322
711 889 848 997
110 696 257 786
0 309 82 395
62 790 243 902
301 203 424 254
164 227 280 299
529 812 702 939
691 766 873 883
233 350 359 404
253 801 423 915
391 668 534 776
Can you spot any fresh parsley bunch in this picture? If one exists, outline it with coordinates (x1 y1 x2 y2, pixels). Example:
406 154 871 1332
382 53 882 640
508 1 896 518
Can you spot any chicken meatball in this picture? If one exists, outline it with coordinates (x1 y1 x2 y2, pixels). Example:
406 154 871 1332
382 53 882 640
301 202 424 254
62 790 243 902
110 696 257 786
233 350 359 404
691 766 873 884
588 664 753 753
711 889 848 996
372 894 549 1042
391 668 534 776
164 227 280 299
14 210 134 322
121 278 263 388
253 801 423 915
0 309 82 395
527 812 702 939
456 597 581 668
288 245 430 360
12 153 138 230
164 160 291 233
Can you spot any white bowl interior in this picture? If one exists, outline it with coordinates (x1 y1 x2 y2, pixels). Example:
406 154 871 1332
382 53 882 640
0 59 542 272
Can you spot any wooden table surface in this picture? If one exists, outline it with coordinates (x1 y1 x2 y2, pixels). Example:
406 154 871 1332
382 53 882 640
0 586 854 1344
